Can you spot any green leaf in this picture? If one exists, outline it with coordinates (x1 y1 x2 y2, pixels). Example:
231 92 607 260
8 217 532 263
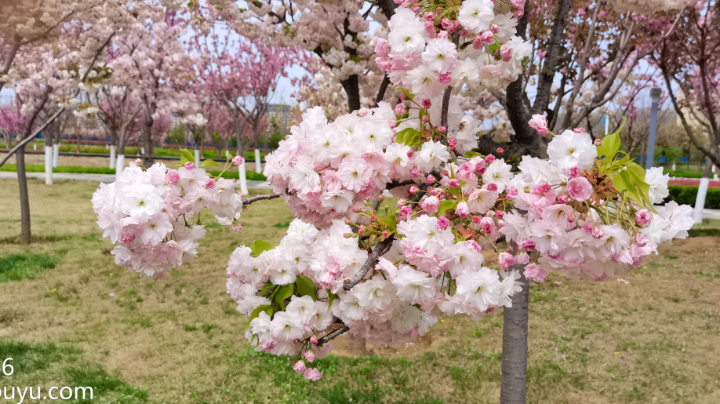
614 171 642 206
295 275 317 301
250 240 273 258
259 282 276 297
274 284 295 310
464 151 484 158
180 149 195 165
199 159 222 168
437 200 457 216
326 289 339 313
379 213 398 232
488 44 500 52
600 133 621 160
243 304 273 329
395 128 420 147
397 87 415 101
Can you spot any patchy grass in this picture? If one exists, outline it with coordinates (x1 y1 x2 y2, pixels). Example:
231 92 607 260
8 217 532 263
1 178 720 404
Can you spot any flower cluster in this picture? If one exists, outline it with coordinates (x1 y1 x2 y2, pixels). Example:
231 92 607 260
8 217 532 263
373 1 530 99
92 161 244 278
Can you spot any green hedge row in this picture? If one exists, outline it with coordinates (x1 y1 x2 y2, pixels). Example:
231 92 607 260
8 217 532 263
668 185 720 209
0 164 267 181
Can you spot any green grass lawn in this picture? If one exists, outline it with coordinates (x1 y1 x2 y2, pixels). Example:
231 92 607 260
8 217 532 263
0 179 719 404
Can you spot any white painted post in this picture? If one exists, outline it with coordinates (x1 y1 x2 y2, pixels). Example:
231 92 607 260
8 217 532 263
52 143 59 167
116 154 125 180
44 146 53 185
110 145 116 169
694 177 709 224
255 149 262 173
194 149 200 166
238 160 249 195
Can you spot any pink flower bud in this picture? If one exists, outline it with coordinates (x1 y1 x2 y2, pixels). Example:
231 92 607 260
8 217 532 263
438 73 452 84
184 161 195 170
437 217 450 230
496 147 504 154
166 169 180 184
345 218 350 224
400 206 413 216
422 116 429 122
594 139 602 146
528 114 549 136
395 103 406 115
311 336 319 345
486 154 496 164
400 93 406 100
490 24 500 34
591 227 604 239
293 361 306 374
371 214 376 221
135 158 142 166
425 12 436 21
498 252 516 270
573 127 586 133
557 194 569 204
495 210 504 219
456 201 471 218
500 44 513 62
480 217 494 234
232 155 245 165
397 199 406 208
121 233 135 244
389 119 397 129
409 185 419 194
472 216 481 224
407 150 414 158
635 209 652 226
206 179 216 189
448 179 460 188
486 183 498 192
410 167 420 177
411 5 420 12
231 223 243 233
358 108 369 117
448 138 457 150
437 126 447 134
382 231 389 238
521 239 536 251
422 98 432 108
569 167 581 178
378 194 385 201
426 174 436 184
304 351 315 363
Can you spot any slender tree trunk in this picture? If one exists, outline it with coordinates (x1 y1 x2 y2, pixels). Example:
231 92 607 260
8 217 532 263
142 120 154 166
341 74 361 112
501 264 530 404
16 146 31 244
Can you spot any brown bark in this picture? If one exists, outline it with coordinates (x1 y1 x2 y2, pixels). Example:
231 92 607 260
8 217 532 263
16 146 31 244
142 115 154 166
500 264 530 404
341 75 361 112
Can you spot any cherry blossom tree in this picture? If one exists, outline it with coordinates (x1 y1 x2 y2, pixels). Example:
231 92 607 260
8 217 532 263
93 1 695 403
654 2 720 168
0 104 25 148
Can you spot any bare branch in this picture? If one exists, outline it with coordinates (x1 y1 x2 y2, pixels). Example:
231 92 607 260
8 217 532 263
318 325 350 346
242 193 282 205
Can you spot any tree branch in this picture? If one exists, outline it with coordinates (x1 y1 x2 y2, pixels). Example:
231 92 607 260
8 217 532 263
531 0 572 115
242 193 282 205
318 325 350 346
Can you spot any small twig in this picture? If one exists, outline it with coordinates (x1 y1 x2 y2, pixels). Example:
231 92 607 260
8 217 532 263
242 193 282 205
318 325 350 346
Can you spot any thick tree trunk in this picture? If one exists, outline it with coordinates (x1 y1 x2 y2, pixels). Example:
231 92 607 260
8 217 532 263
501 264 530 404
16 147 31 244
341 74 362 113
